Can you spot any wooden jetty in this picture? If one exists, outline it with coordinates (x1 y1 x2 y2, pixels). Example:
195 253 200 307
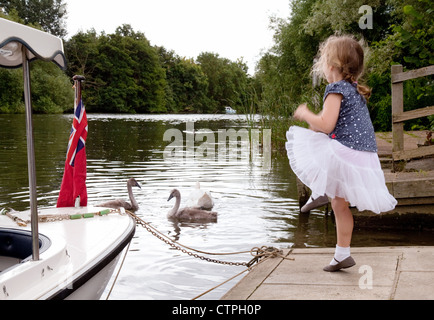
221 246 434 300
382 64 434 215
377 131 433 215
222 66 434 301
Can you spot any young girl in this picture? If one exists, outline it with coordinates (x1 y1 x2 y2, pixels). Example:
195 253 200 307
285 35 397 272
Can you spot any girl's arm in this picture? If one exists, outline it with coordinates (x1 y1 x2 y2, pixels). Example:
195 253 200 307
293 93 342 134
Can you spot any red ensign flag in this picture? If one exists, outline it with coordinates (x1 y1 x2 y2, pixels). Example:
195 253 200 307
57 86 88 207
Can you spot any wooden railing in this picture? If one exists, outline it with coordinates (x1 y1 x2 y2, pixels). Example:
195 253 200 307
391 65 434 166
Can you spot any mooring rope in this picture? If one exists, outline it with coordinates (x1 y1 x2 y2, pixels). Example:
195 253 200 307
0 207 115 227
191 247 295 300
125 210 295 299
105 240 131 300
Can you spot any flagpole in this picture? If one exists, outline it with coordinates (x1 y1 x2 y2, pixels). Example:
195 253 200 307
73 75 85 208
73 75 85 86
57 75 88 208
22 45 39 261
73 75 85 115
72 75 86 208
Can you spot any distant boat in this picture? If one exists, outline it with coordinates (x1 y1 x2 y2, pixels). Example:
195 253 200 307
225 106 237 114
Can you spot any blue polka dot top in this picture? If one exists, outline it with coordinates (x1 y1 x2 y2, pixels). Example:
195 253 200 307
324 80 377 152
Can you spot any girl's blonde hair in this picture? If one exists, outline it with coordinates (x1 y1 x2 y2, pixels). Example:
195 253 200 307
312 35 371 100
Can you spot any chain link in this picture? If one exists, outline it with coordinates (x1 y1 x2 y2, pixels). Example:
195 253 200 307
2 207 288 268
127 210 295 300
130 211 250 266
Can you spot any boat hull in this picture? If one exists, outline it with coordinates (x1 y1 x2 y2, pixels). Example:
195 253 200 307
0 206 135 300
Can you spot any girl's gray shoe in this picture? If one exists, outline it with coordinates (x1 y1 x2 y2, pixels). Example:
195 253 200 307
301 195 329 213
323 256 356 272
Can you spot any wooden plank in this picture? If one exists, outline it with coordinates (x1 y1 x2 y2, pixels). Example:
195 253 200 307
384 170 434 183
394 198 434 206
391 65 404 153
393 106 434 123
392 145 434 161
392 176 434 198
391 65 434 83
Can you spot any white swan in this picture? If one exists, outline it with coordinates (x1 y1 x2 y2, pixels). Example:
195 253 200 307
98 178 141 211
167 189 217 221
186 182 214 210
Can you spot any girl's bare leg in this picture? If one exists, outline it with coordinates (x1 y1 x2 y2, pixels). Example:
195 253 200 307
323 197 356 271
332 197 353 247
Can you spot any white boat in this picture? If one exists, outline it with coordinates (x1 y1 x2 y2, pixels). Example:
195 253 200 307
0 18 135 300
225 106 237 114
0 207 135 300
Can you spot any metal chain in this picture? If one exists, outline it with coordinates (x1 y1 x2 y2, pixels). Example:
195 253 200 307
128 210 251 267
127 210 295 300
2 207 289 268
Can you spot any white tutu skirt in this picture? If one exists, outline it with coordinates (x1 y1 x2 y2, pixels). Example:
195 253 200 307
286 126 397 214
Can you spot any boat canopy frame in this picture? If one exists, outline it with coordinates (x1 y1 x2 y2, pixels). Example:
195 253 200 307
0 18 67 261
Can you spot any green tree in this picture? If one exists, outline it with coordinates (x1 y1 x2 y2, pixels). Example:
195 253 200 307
197 52 249 113
63 29 100 108
0 68 24 113
0 11 74 114
157 47 210 113
30 60 74 113
64 29 99 78
366 0 434 130
257 0 322 110
253 0 323 149
65 25 167 113
0 0 68 37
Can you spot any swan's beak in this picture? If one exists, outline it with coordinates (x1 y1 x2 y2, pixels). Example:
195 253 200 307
167 194 174 201
136 182 142 189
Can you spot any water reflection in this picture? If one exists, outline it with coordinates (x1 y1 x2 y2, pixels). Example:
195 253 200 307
1 113 434 300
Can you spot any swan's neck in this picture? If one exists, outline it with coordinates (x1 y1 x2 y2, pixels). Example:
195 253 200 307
169 194 181 217
128 183 138 211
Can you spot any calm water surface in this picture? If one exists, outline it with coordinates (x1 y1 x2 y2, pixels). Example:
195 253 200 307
1 113 433 300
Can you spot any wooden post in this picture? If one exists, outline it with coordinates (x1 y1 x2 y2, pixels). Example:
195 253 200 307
296 178 310 212
391 65 404 171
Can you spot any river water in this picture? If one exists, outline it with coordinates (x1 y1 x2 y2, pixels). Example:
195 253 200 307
1 113 433 300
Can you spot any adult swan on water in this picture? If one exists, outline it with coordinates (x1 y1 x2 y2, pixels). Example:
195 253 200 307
167 189 217 222
98 178 141 211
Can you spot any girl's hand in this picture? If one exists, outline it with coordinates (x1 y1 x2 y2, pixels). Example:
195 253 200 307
295 93 342 134
294 103 309 121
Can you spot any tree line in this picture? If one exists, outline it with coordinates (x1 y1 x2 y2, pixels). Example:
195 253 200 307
0 0 432 142
64 26 250 113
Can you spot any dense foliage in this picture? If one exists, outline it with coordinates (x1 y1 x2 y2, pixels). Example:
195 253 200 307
65 26 167 113
0 0 433 140
0 0 67 37
0 2 73 114
64 26 251 114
